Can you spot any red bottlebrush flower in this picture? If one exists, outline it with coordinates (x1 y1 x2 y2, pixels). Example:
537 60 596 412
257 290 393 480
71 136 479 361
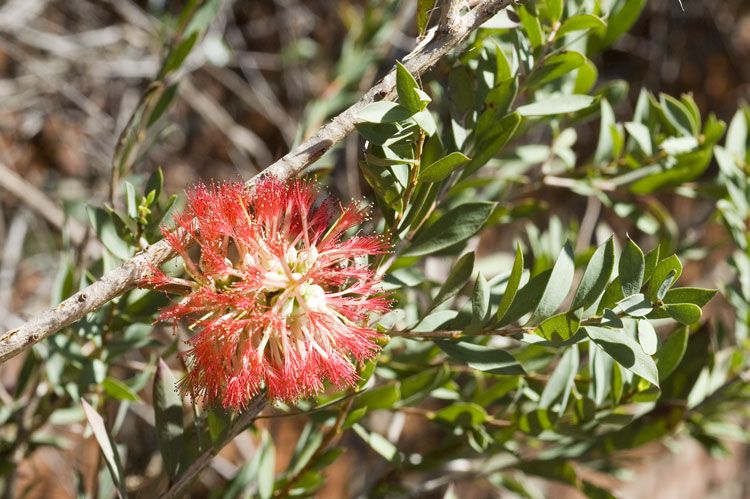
144 178 391 409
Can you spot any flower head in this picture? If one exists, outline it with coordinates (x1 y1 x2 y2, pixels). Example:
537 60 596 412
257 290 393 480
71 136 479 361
145 178 390 409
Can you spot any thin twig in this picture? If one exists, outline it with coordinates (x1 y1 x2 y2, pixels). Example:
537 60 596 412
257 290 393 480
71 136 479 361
0 0 519 364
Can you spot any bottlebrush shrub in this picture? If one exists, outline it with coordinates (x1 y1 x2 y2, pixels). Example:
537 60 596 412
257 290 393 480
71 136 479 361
143 179 391 408
11 2 750 498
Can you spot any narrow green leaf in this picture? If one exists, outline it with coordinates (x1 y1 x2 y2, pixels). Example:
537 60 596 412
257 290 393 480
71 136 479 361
543 0 563 22
437 341 525 375
518 5 543 48
656 327 688 380
125 182 137 219
642 246 661 285
82 400 127 499
501 269 552 326
353 424 399 463
539 346 580 411
416 0 437 35
396 61 423 114
660 93 697 136
525 51 586 89
419 152 470 183
430 252 475 309
619 237 645 297
464 112 521 176
663 287 717 307
584 326 659 386
624 121 653 155
528 243 575 325
495 243 524 323
87 206 132 260
556 14 606 39
600 0 647 47
572 238 615 310
470 274 491 327
102 377 140 402
517 95 596 116
154 359 184 480
404 202 495 256
257 431 276 499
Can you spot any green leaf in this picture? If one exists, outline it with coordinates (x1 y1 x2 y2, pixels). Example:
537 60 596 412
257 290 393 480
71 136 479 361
357 101 413 123
145 167 164 200
594 99 616 164
726 109 748 160
572 237 615 310
82 400 127 499
257 431 276 499
534 312 580 341
525 51 586 89
517 95 596 116
416 0 437 35
495 243 524 324
660 93 697 136
543 0 563 22
404 202 495 256
435 403 487 427
419 152 470 182
642 246 661 285
663 287 717 307
163 32 199 75
353 383 400 411
353 424 399 463
619 237 645 297
501 269 552 326
102 377 140 402
87 206 132 260
656 327 688 380
539 346 579 411
465 112 521 177
430 252 475 309
147 84 179 127
664 303 702 325
599 0 647 48
624 122 653 155
637 320 658 355
646 255 683 301
396 61 423 114
556 14 606 39
125 182 137 219
470 274 491 328
437 341 525 375
153 359 184 480
528 243 575 325
518 5 543 48
584 326 659 386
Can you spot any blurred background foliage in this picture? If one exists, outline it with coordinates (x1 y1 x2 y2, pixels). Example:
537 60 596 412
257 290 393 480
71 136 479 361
0 0 749 498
